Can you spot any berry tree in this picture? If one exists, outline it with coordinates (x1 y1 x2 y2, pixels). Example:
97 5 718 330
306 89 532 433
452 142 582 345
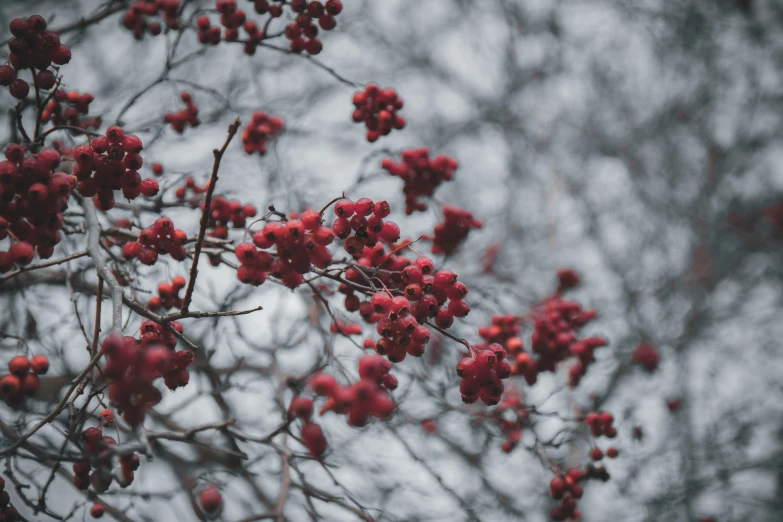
1 1 782 522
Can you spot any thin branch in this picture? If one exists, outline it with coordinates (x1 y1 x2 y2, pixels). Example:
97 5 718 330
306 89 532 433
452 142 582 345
180 117 241 313
0 250 89 285
162 305 263 322
82 198 124 331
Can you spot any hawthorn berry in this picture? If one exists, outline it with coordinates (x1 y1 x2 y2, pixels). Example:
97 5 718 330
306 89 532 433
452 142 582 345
90 503 104 518
198 484 222 514
30 355 48 375
8 356 29 377
140 178 159 197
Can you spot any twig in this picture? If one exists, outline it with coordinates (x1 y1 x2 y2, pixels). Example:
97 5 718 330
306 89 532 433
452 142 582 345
0 250 89 285
318 192 347 215
180 117 241 313
162 305 263 322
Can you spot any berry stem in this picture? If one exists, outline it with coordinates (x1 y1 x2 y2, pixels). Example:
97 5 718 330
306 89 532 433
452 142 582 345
423 320 473 354
318 192 348 215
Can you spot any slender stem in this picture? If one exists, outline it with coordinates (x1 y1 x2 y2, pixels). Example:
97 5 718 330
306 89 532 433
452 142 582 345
0 250 89 285
318 192 347 215
82 198 124 331
180 117 241 313
31 68 42 140
162 305 263 322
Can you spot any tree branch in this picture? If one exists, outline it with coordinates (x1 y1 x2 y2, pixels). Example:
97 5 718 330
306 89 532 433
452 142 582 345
180 117 241 313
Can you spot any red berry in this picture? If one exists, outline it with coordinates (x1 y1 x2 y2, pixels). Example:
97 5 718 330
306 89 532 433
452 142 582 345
22 373 39 396
30 355 49 375
9 241 34 265
300 421 327 456
309 373 337 396
379 221 400 243
140 178 159 197
0 65 16 86
0 374 21 396
122 241 142 259
370 292 392 313
288 396 313 419
52 45 72 65
90 503 105 518
300 209 321 229
198 484 222 514
413 256 434 275
9 78 29 99
8 355 30 376
334 199 355 218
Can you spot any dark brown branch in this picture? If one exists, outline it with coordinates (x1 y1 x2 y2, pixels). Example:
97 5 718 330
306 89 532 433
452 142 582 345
180 117 241 313
0 250 89 285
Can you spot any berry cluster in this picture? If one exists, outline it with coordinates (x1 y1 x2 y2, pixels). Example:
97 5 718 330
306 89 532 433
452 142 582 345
332 198 401 253
548 468 585 521
0 145 73 270
301 355 396 435
0 476 19 521
241 112 284 156
330 319 362 335
250 0 284 17
351 84 405 143
122 0 181 39
584 411 617 439
234 241 272 286
196 2 264 55
428 205 482 255
317 201 474 363
528 293 604 387
101 325 193 426
284 0 344 55
74 424 140 493
198 484 222 515
202 195 257 239
589 446 618 461
122 217 187 265
555 268 580 293
477 273 607 388
288 396 329 457
0 354 47 406
195 15 223 46
73 126 158 209
456 344 511 405
478 314 523 356
163 92 200 133
364 264 470 363
41 89 101 131
147 275 187 311
630 342 658 372
235 209 335 288
381 148 457 213
174 175 207 200
4 16 71 99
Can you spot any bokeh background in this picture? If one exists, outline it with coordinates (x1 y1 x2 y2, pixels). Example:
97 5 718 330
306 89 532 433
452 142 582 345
2 0 783 521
